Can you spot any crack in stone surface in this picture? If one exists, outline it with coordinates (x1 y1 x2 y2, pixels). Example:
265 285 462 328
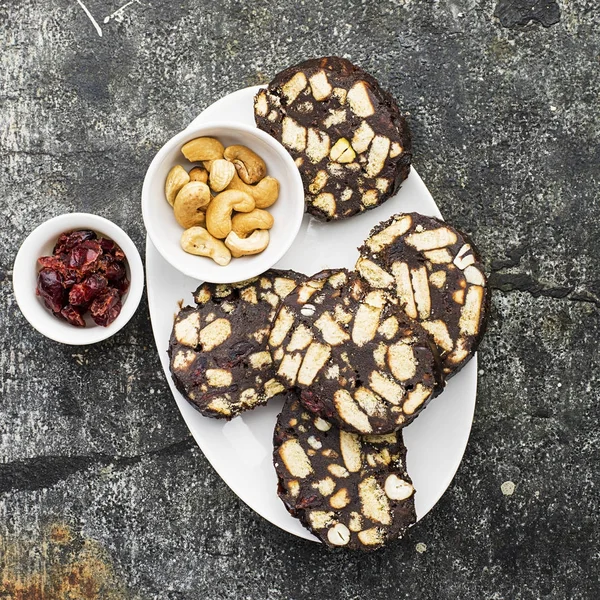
494 0 561 28
490 244 529 272
489 273 600 307
488 243 599 307
0 436 195 495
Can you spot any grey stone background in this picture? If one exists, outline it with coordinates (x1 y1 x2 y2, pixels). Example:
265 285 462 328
1 0 598 598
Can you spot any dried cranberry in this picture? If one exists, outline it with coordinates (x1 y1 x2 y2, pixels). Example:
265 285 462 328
53 230 96 254
68 273 108 307
63 270 80 288
113 276 130 296
295 494 320 509
112 246 125 262
105 259 126 281
60 305 86 327
67 240 102 270
99 237 126 260
37 230 129 328
38 256 81 287
38 255 66 272
99 238 116 253
214 341 254 368
300 390 329 416
90 288 122 326
95 254 125 281
36 268 65 313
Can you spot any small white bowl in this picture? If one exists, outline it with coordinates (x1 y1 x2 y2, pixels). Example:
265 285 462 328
13 213 144 345
141 121 305 284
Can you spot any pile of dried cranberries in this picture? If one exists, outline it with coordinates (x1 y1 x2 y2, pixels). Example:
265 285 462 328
36 229 129 327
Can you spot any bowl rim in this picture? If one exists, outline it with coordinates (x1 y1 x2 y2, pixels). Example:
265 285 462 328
141 120 305 284
12 212 145 345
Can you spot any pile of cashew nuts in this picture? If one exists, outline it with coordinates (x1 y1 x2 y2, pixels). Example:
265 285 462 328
164 137 279 266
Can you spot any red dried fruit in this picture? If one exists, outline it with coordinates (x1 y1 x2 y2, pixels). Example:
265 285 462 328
99 238 116 253
68 274 108 307
113 247 125 262
296 494 320 509
60 305 86 327
37 268 65 313
67 240 102 270
90 288 122 326
38 257 80 287
300 390 334 418
54 230 97 254
37 230 129 328
97 255 126 281
38 255 66 272
99 237 126 260
113 276 130 296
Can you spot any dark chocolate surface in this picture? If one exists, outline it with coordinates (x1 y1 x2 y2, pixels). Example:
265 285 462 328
274 394 416 550
269 269 441 434
255 57 411 221
357 212 490 377
168 271 306 419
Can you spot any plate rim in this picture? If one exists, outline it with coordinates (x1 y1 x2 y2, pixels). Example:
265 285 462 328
145 85 477 542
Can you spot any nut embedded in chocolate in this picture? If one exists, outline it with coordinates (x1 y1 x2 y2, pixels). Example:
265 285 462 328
273 394 416 550
269 269 442 434
168 270 307 419
356 212 490 377
254 56 412 221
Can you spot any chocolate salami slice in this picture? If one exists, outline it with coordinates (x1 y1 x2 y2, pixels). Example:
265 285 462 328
254 56 412 221
268 269 442 434
274 394 416 550
168 270 306 419
356 213 490 377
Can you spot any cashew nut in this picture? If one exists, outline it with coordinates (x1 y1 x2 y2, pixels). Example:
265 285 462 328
181 137 224 162
189 166 208 183
205 190 255 239
226 171 279 209
225 229 270 258
209 159 236 192
165 165 190 206
181 227 231 266
173 182 212 229
330 138 356 163
224 145 267 184
231 209 274 238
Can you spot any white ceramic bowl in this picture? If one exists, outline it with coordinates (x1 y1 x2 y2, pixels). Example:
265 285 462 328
13 213 144 345
141 121 305 284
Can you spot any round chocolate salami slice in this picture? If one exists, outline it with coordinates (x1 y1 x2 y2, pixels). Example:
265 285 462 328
268 269 442 434
274 394 416 550
356 213 490 377
254 56 412 221
168 270 306 419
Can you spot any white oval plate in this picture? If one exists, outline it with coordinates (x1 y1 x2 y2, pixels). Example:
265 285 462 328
145 86 477 542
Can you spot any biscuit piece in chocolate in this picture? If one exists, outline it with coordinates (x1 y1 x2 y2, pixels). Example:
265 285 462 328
356 213 490 377
268 269 441 434
254 57 411 221
168 270 306 419
274 394 416 550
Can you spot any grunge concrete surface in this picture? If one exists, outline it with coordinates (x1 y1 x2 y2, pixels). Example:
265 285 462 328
1 1 598 598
